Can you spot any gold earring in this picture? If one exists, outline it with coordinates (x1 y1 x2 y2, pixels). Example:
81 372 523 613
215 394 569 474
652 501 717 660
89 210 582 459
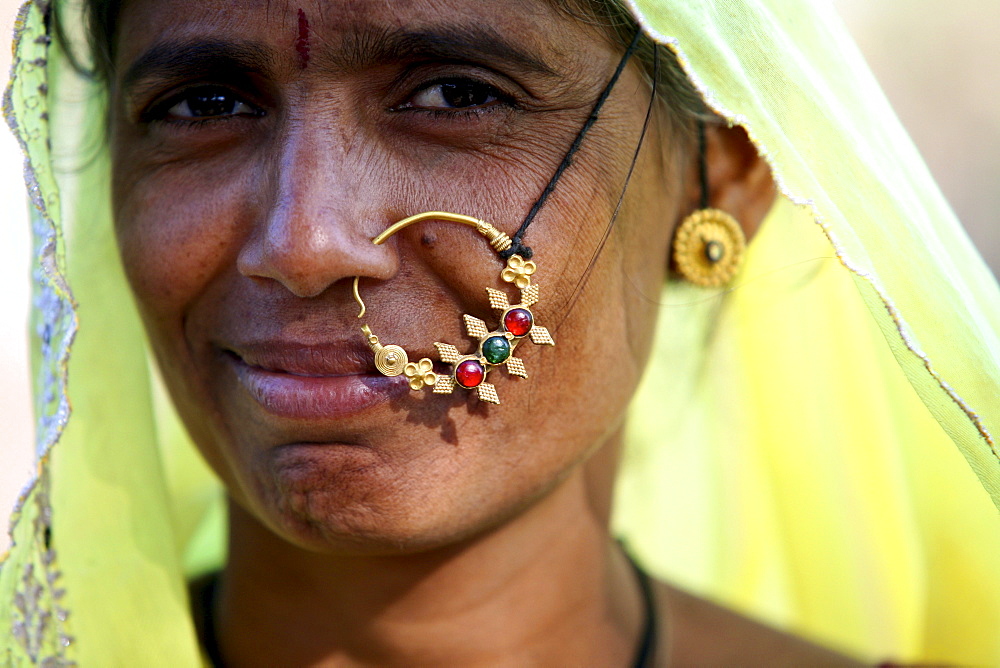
672 208 746 288
353 211 555 405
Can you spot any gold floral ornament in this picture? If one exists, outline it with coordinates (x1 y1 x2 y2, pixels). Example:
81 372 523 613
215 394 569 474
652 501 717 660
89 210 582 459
353 212 554 405
403 358 437 391
501 255 537 289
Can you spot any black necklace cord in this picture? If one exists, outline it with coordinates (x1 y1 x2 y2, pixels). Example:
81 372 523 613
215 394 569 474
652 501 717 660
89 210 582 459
499 28 645 260
697 119 710 209
629 556 659 668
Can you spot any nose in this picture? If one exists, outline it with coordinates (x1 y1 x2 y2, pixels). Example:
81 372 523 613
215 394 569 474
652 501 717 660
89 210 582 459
237 118 397 298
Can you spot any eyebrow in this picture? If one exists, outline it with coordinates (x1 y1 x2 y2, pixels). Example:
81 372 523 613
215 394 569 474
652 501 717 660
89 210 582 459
121 40 275 95
339 24 560 78
120 23 558 95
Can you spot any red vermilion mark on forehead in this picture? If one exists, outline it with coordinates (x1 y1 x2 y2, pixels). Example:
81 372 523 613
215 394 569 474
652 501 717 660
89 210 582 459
295 9 311 69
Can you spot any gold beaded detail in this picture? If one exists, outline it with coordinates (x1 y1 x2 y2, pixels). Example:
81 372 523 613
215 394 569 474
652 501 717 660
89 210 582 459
672 208 746 288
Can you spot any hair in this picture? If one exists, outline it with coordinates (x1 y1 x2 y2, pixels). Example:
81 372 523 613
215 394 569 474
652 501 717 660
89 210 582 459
83 0 121 83
553 0 713 133
69 0 711 137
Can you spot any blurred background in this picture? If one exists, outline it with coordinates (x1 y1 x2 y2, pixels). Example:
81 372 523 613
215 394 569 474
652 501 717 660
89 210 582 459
2 1 999 551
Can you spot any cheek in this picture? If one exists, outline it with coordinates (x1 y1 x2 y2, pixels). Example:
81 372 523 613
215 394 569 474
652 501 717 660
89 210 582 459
577 133 683 374
504 164 679 460
112 152 254 324
381 116 588 227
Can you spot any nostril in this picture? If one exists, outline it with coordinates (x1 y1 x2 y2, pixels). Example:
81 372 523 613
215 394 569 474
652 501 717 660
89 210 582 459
236 220 399 298
236 241 265 279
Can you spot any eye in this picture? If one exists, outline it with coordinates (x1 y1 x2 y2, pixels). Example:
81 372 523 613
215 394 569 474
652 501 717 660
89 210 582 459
153 86 263 122
403 78 506 111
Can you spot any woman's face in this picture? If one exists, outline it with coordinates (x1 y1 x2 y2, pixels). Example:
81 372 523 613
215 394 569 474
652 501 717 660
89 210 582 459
110 0 688 553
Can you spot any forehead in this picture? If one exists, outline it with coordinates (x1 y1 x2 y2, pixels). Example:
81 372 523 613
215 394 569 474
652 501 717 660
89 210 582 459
114 0 591 73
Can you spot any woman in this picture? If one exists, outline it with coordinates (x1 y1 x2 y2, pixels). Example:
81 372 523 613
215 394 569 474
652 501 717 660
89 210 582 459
3 0 999 665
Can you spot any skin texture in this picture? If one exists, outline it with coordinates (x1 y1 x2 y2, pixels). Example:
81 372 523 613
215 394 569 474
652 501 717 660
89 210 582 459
108 0 850 665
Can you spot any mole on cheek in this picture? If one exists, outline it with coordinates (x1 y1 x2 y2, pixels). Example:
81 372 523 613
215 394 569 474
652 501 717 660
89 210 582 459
295 8 311 69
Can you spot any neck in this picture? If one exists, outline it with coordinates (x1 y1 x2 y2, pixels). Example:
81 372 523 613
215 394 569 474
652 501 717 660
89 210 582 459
213 444 643 667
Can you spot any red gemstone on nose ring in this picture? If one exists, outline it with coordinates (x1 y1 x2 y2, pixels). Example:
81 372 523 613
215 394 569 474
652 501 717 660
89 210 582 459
455 360 485 388
503 308 533 337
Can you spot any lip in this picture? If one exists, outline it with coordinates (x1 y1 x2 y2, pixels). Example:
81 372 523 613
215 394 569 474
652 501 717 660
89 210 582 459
222 341 411 419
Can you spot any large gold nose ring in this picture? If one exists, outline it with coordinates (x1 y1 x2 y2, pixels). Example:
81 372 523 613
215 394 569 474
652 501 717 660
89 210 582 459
353 211 554 405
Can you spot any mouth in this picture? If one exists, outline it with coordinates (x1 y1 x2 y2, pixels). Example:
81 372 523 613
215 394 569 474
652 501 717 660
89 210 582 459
221 340 413 420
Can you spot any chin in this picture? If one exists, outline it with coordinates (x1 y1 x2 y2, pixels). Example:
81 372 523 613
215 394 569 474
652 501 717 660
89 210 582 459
230 437 562 557
262 492 504 557
230 441 484 555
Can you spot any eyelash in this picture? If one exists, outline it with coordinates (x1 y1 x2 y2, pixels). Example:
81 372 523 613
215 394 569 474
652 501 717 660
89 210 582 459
142 85 265 124
395 77 514 116
141 76 514 127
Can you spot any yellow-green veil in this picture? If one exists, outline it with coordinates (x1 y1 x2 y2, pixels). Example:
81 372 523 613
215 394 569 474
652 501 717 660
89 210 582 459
3 0 999 664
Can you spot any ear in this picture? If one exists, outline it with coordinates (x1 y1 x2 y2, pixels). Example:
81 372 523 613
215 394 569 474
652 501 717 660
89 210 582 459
693 122 777 242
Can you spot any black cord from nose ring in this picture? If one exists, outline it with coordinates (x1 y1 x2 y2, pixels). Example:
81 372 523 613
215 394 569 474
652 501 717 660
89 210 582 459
500 28 645 260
